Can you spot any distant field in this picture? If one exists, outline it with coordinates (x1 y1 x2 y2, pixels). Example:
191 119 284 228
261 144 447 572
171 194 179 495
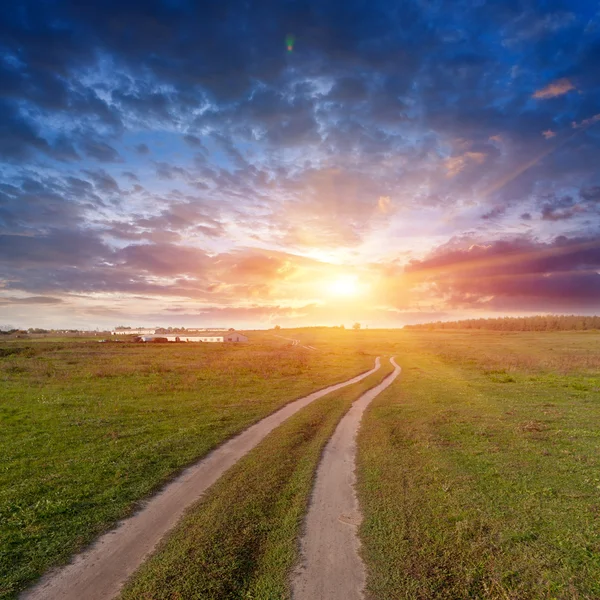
0 335 373 599
358 330 600 599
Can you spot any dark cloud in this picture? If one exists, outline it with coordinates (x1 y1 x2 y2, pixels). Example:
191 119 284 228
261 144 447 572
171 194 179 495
182 134 203 147
121 171 139 182
0 100 80 162
134 199 224 238
481 205 507 220
0 230 110 268
0 174 102 233
80 139 122 163
82 169 120 194
406 235 600 311
115 243 210 277
153 161 191 181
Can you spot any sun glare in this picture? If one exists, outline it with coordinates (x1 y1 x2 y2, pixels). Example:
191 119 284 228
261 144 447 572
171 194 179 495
329 275 359 297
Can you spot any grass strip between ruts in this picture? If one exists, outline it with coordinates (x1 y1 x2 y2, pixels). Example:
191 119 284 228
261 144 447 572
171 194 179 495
120 358 396 600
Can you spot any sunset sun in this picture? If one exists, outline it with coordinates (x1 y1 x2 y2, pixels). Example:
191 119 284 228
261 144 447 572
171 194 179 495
329 275 359 297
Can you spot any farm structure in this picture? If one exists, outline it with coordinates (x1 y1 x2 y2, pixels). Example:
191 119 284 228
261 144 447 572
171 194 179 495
137 332 248 343
112 328 156 336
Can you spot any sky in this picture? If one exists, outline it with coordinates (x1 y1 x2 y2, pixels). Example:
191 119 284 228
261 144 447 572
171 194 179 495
1 0 600 330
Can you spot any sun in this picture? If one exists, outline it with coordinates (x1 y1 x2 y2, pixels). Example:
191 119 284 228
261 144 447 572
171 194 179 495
328 275 359 297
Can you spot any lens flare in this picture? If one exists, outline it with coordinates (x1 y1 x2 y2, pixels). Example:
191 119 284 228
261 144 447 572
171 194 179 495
286 34 295 52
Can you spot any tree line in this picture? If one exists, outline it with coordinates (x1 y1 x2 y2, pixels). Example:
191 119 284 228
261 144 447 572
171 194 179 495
404 315 600 331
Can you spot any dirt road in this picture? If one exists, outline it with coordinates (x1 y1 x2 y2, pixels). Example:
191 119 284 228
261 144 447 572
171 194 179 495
22 358 382 600
291 357 401 600
273 334 316 350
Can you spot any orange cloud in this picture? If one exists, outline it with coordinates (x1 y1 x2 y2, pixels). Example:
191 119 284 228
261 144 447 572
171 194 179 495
571 113 600 129
542 129 556 139
377 196 392 213
444 152 486 177
532 78 575 99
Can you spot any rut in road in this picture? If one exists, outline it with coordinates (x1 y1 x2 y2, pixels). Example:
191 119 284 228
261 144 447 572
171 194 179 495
291 357 401 600
22 358 382 600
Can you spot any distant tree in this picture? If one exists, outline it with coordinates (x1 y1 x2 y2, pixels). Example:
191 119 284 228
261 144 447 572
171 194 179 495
403 315 600 332
353 322 361 330
340 324 345 329
274 325 281 330
228 327 235 331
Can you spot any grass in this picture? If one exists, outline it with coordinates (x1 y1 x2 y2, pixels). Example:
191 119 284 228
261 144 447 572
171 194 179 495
357 331 600 599
0 336 373 599
119 358 396 600
4 328 600 599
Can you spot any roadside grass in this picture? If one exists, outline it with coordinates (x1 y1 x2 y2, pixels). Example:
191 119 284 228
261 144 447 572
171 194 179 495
120 359 396 600
357 337 600 599
0 338 373 599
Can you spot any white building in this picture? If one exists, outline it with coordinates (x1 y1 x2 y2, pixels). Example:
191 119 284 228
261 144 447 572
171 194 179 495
224 332 248 342
112 328 156 336
138 332 248 343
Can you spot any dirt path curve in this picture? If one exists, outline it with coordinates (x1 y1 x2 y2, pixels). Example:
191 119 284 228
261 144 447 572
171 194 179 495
273 334 315 350
291 357 401 600
22 358 382 600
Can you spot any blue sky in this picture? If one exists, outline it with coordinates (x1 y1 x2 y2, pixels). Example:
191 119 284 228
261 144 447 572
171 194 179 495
1 0 600 329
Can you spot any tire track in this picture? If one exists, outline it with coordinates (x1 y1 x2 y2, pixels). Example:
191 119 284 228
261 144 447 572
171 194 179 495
22 358 382 600
273 334 316 350
291 358 401 600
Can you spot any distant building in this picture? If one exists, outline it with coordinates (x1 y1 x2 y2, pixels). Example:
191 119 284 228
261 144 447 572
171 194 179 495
112 328 156 336
136 332 248 343
224 332 248 342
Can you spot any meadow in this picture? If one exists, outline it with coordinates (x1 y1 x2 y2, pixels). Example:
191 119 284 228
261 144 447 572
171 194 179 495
358 330 600 599
0 334 373 599
2 329 600 599
119 360 396 600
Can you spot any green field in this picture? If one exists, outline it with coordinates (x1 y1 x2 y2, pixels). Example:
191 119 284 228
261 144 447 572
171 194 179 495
120 360 396 600
358 331 600 599
2 329 600 599
0 335 373 599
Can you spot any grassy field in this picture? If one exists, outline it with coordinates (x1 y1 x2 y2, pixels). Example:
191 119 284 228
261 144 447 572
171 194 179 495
3 328 600 599
0 335 374 599
119 359 396 600
357 331 600 599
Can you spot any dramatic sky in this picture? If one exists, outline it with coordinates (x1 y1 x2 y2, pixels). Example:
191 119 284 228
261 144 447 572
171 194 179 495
1 0 600 329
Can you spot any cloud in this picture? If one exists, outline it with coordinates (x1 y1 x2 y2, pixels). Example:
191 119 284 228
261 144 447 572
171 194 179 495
378 196 392 213
481 205 506 220
121 171 139 182
444 152 486 177
405 235 600 311
572 113 600 129
115 243 210 277
2 0 600 326
532 78 575 99
0 230 111 268
183 134 204 148
82 169 120 194
0 296 63 305
81 139 122 162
